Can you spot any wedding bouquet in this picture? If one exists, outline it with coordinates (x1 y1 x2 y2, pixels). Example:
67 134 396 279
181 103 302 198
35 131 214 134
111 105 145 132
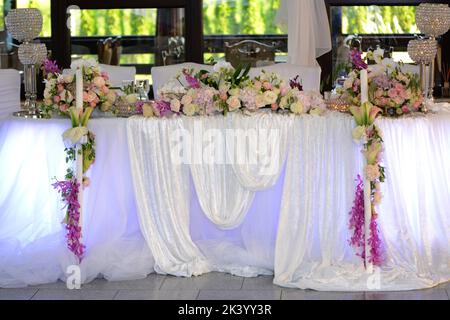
341 48 423 116
41 58 117 117
153 61 326 117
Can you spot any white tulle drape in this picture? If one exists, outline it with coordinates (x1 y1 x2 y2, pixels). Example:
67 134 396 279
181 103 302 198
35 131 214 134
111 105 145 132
1 112 449 290
0 118 154 288
127 117 211 276
274 113 450 291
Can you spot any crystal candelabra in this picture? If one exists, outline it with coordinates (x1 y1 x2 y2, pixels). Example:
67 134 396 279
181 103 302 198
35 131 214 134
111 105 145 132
412 3 450 100
407 38 438 102
5 8 47 118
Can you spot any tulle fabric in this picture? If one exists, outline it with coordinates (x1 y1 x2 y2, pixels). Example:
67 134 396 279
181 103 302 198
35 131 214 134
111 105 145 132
1 112 449 290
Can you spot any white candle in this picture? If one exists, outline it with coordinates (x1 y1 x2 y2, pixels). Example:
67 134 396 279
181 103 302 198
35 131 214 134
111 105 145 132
360 69 369 104
76 68 83 111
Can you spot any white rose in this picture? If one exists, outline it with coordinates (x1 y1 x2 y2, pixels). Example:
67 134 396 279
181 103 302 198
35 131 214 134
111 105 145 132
183 104 198 116
44 88 52 99
263 91 278 105
290 101 304 114
63 73 74 83
279 96 289 109
107 91 116 103
170 99 181 113
143 103 154 117
226 96 241 111
181 95 193 106
255 94 267 109
125 94 138 104
374 47 385 64
343 78 354 90
213 60 234 72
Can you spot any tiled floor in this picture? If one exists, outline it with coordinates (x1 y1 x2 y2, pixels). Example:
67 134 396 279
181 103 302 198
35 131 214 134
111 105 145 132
0 273 449 300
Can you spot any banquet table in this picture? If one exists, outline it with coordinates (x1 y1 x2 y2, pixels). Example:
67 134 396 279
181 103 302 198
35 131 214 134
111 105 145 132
0 111 449 291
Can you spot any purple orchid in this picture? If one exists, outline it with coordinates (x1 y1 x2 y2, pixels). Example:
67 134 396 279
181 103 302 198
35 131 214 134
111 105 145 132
350 48 368 70
289 75 303 91
154 100 172 117
43 58 61 74
53 179 85 261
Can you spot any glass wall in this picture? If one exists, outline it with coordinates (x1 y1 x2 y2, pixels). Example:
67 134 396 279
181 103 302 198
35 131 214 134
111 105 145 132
330 5 419 87
202 0 287 66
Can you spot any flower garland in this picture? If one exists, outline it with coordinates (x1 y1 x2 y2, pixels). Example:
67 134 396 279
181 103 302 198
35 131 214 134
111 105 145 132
152 61 326 117
347 49 387 266
42 58 116 261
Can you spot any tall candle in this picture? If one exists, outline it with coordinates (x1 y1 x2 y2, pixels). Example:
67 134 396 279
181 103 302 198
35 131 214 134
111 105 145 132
360 69 369 104
76 68 83 111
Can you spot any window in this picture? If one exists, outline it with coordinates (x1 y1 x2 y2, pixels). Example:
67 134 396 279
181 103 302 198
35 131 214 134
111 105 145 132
330 5 421 87
68 7 186 77
202 0 287 65
16 0 51 37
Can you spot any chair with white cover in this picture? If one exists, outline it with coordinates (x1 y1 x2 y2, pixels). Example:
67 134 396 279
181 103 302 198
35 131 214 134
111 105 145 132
99 64 136 87
151 62 213 99
249 63 322 92
0 69 21 120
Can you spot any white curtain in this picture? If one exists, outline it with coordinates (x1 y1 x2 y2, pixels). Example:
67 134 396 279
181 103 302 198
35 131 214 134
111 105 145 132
277 0 332 66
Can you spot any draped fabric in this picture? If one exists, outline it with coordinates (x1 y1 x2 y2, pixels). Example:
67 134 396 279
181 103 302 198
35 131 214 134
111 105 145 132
127 117 211 276
0 70 20 120
1 112 449 290
277 0 332 66
274 113 450 291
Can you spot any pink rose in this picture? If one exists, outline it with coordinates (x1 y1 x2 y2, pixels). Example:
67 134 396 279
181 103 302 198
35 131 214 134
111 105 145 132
388 88 397 98
102 86 109 94
53 96 61 103
394 82 404 91
394 96 404 105
254 81 262 90
90 101 97 108
271 103 279 111
280 86 289 96
262 82 272 90
101 72 109 80
93 76 106 88
401 105 410 113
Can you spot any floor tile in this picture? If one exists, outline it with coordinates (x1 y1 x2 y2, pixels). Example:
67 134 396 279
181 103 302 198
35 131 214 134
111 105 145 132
31 289 118 300
198 289 281 300
436 281 450 290
161 272 243 290
31 280 68 290
282 290 365 300
115 289 199 300
365 289 448 300
0 288 38 300
242 276 281 290
82 274 166 290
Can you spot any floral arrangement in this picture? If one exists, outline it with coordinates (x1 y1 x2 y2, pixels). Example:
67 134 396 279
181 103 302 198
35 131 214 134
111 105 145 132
43 58 116 261
341 48 423 117
349 102 384 266
152 61 326 117
41 58 117 117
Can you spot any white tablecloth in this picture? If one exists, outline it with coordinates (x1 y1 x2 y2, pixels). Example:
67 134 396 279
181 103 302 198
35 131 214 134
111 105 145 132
0 112 448 290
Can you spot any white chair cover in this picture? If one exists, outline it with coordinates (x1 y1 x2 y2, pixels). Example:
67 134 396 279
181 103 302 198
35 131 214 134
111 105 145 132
99 64 136 87
0 69 21 120
249 63 321 92
151 63 213 99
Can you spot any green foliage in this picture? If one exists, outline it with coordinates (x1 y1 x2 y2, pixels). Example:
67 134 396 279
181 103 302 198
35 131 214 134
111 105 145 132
342 5 419 34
